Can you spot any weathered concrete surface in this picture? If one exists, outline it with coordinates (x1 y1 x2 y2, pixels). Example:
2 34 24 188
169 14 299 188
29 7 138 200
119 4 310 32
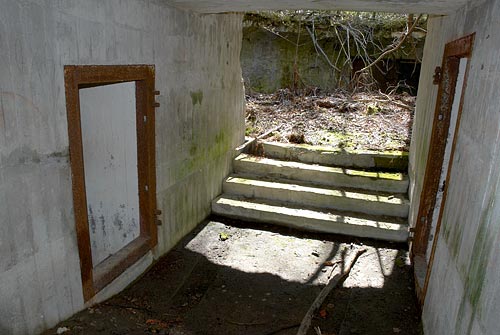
218 144 409 242
166 0 469 14
408 1 500 334
41 220 421 335
241 24 424 93
223 175 409 217
241 26 344 92
212 196 409 242
234 154 409 193
260 141 409 171
0 1 244 334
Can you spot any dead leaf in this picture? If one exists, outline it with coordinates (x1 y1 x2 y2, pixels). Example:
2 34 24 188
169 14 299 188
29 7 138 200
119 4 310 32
146 319 169 329
319 309 328 318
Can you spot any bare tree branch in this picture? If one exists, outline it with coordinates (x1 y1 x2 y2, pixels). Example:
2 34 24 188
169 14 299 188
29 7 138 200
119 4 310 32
354 14 423 77
306 25 341 72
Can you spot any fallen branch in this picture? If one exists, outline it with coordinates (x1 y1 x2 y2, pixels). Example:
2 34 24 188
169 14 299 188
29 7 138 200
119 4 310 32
306 25 341 72
296 249 367 335
258 124 283 140
353 98 413 111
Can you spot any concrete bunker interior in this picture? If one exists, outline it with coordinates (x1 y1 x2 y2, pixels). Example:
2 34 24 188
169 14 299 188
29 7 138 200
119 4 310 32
2 1 500 335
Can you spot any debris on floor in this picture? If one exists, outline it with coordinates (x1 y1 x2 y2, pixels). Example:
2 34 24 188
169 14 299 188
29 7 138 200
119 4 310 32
42 219 421 335
245 89 415 152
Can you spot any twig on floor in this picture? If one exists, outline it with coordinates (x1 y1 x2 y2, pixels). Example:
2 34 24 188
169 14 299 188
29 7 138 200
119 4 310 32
264 323 301 335
296 248 367 335
353 98 413 111
314 326 323 335
258 124 283 140
328 263 339 279
226 319 268 326
101 302 152 313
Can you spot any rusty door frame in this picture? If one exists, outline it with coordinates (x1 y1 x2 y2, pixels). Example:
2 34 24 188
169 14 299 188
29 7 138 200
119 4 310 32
412 33 475 303
64 65 158 302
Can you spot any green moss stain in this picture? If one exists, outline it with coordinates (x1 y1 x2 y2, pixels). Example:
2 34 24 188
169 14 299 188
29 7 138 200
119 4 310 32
189 144 197 156
241 27 345 92
374 153 409 171
213 130 229 158
347 169 404 181
190 90 203 106
449 175 500 333
464 191 497 309
173 129 231 182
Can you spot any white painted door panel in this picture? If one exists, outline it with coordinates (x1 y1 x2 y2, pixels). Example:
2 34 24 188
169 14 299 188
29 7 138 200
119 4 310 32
79 82 140 266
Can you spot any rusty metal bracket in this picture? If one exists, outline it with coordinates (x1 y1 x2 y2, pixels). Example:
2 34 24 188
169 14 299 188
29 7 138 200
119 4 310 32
153 91 160 108
433 66 442 85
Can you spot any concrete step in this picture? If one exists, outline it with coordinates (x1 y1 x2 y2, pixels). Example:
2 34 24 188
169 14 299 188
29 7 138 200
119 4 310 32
259 141 408 171
212 195 409 242
233 154 409 194
223 175 409 218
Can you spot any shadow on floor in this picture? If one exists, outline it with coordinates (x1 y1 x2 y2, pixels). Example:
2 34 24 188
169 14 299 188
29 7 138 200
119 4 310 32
42 217 421 335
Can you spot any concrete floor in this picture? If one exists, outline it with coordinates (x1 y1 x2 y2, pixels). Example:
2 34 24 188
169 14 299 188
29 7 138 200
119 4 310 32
43 217 421 335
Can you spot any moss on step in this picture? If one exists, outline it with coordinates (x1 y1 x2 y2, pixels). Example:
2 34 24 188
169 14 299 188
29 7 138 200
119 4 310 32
346 169 404 181
263 141 409 170
373 151 409 171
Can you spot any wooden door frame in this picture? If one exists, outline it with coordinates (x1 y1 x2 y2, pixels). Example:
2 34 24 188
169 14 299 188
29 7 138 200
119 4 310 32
411 34 475 303
64 65 158 301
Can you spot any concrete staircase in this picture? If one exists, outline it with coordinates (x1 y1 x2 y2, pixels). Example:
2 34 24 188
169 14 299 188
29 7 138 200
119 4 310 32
212 141 410 242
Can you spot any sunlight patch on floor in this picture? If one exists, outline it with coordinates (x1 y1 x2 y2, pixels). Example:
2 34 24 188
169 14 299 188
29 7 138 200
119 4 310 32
186 221 404 289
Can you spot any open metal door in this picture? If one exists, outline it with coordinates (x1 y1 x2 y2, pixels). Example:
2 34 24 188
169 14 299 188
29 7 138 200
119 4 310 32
412 34 475 303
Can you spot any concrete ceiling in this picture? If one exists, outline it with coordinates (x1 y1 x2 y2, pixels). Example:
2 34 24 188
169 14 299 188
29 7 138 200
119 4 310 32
165 0 469 15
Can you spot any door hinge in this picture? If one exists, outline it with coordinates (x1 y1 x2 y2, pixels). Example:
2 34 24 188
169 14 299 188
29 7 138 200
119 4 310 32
433 66 442 85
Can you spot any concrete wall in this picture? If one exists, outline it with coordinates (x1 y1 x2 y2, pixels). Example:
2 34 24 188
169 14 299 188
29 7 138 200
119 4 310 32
0 1 244 334
241 25 424 94
241 26 344 92
409 0 500 334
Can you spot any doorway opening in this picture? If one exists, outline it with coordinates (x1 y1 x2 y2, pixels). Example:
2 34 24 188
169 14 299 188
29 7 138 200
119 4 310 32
64 65 158 301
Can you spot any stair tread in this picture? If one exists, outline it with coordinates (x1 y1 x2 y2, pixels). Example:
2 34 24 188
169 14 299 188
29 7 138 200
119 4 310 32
226 174 409 204
260 141 409 171
213 195 407 227
235 153 408 181
212 195 408 242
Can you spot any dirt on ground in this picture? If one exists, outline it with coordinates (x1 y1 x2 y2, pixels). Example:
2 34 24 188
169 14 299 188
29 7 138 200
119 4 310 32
43 218 421 335
245 89 415 152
